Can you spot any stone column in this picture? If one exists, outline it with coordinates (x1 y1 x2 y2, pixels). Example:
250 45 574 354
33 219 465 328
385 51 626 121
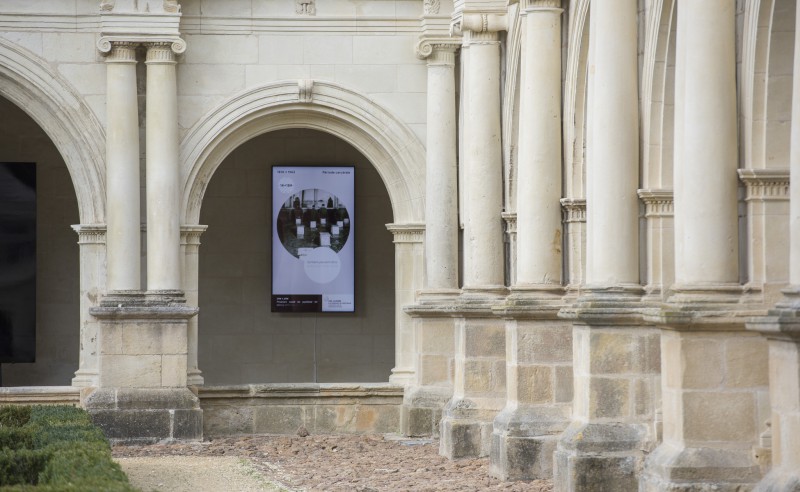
181 225 207 386
71 225 106 387
145 42 182 292
440 14 508 459
103 41 140 292
555 1 661 489
643 1 765 489
402 38 461 437
560 198 586 298
490 0 571 480
745 2 800 490
638 190 674 302
386 224 425 386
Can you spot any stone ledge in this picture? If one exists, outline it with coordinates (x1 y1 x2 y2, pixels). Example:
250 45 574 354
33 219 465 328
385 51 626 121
0 386 81 405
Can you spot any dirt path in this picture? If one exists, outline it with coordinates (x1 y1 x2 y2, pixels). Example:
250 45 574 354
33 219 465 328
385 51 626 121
113 434 553 492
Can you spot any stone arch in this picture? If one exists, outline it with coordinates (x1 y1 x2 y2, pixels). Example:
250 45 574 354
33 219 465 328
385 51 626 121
741 0 796 171
0 39 105 224
563 0 590 201
641 0 676 188
180 80 426 225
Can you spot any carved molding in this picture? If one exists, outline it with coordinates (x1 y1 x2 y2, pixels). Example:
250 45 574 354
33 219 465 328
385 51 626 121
298 79 314 103
560 198 586 223
104 41 138 63
144 41 181 63
424 0 441 14
738 169 790 202
99 1 181 14
502 212 517 235
72 224 107 245
296 0 316 16
638 189 674 218
522 0 562 9
180 225 208 247
386 223 425 243
98 36 186 56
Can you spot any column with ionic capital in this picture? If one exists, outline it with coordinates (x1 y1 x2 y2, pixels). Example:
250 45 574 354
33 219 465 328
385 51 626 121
401 39 461 437
555 0 660 488
145 42 183 292
103 41 141 292
643 1 765 489
440 15 508 460
491 0 570 480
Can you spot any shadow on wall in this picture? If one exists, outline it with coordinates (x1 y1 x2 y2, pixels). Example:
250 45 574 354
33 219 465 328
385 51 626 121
198 128 396 385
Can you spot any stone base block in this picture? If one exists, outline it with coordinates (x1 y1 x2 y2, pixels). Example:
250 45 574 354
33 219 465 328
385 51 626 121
401 386 451 437
82 387 202 444
553 422 651 492
439 416 493 459
641 443 761 492
754 470 800 492
489 406 571 480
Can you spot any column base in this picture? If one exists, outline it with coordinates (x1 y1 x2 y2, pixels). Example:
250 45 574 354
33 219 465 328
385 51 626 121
554 421 652 492
389 368 415 386
641 443 761 491
187 370 205 386
490 405 571 480
82 387 202 444
439 397 502 458
401 385 451 437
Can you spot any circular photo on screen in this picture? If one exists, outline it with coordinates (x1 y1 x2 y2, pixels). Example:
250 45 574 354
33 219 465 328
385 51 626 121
276 188 351 259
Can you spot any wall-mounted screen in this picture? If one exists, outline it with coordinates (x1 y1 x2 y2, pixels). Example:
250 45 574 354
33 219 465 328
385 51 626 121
0 162 36 364
272 166 355 312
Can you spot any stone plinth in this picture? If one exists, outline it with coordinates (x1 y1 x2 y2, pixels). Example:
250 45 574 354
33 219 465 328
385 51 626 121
490 289 572 481
642 289 766 491
84 290 201 443
747 296 800 492
440 290 507 459
402 290 460 437
555 289 660 491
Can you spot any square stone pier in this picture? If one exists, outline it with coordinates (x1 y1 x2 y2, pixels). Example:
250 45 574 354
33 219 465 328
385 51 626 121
82 290 202 443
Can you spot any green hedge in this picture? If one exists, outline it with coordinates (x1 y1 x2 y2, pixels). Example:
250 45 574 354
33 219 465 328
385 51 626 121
0 406 136 492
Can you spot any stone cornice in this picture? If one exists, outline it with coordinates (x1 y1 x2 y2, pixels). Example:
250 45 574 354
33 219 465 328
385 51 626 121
415 37 461 64
738 168 790 202
386 223 425 243
452 12 508 40
638 189 674 218
560 198 586 223
72 224 107 245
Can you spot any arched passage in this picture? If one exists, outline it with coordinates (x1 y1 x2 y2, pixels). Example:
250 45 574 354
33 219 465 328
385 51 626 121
180 81 426 385
0 40 106 386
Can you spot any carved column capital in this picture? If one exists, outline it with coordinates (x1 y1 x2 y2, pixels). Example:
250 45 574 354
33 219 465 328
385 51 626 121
415 38 460 65
560 198 586 223
72 224 107 245
452 13 508 44
99 41 138 63
180 225 208 247
144 41 184 64
738 169 790 202
638 189 674 218
386 223 426 244
521 0 563 12
99 36 186 59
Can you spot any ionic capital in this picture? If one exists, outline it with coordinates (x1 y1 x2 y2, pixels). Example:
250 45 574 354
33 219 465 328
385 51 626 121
452 13 508 43
521 0 563 13
386 223 425 244
145 41 184 64
415 38 460 65
98 40 138 63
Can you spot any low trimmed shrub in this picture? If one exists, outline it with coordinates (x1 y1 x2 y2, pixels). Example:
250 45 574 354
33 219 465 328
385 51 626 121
0 405 135 491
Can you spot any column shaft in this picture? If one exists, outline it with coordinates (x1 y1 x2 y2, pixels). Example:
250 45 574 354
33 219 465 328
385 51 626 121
105 43 141 291
462 31 504 290
425 45 459 291
516 6 563 287
674 0 738 286
146 44 182 291
584 0 640 286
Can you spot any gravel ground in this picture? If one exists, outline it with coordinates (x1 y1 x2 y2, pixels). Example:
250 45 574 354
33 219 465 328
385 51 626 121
112 434 554 492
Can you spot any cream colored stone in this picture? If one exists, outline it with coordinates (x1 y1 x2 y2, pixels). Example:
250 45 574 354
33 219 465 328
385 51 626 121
100 355 161 387
682 392 756 443
162 355 188 387
725 335 769 388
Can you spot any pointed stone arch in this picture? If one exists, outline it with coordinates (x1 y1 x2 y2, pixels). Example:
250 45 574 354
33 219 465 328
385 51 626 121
180 80 426 225
0 38 105 224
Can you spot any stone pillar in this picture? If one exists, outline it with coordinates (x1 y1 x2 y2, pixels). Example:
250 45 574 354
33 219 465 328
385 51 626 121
103 42 140 292
71 225 106 387
181 225 207 386
440 14 508 459
643 1 765 489
560 198 586 299
402 38 461 437
145 42 182 292
555 1 661 489
490 0 571 480
386 224 425 386
745 2 800 490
